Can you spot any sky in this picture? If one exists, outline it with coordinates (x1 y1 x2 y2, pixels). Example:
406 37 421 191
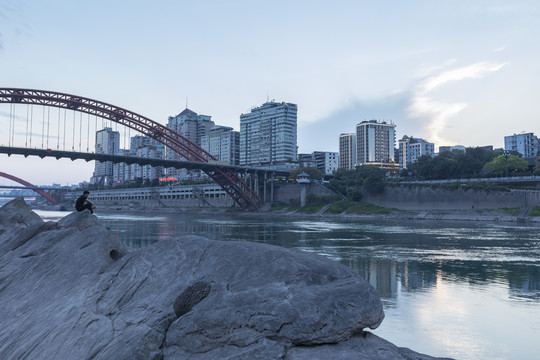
0 0 539 186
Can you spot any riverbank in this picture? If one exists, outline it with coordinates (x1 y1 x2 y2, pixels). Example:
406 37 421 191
42 201 540 224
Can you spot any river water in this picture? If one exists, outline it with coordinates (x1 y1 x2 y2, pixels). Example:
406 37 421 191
33 209 540 360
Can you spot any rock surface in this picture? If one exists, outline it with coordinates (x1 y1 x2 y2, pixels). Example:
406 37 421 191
0 198 453 359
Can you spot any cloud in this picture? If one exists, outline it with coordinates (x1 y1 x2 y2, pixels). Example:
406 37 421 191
409 61 507 146
419 62 507 95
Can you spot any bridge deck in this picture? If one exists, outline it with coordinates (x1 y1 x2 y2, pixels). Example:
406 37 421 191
0 146 289 177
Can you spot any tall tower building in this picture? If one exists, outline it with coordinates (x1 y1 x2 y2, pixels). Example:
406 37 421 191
339 133 357 170
92 127 120 185
398 136 434 170
240 101 297 166
356 120 396 166
166 108 214 179
167 108 214 148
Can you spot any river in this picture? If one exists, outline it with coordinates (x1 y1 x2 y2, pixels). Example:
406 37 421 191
33 208 540 360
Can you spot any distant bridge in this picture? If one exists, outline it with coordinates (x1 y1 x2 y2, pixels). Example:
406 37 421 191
0 172 58 204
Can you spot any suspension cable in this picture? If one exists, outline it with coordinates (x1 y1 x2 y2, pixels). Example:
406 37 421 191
29 105 33 148
8 103 12 147
46 107 50 149
41 106 45 149
79 112 82 152
57 107 61 149
94 115 97 152
72 110 76 150
63 108 67 151
25 104 29 147
87 113 90 152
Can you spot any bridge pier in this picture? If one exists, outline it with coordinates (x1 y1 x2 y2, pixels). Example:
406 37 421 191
263 172 267 203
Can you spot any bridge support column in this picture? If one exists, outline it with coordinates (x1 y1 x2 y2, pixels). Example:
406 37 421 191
254 173 259 198
263 172 267 203
270 172 275 204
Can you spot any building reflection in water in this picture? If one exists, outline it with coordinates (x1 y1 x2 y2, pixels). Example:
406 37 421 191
98 212 540 303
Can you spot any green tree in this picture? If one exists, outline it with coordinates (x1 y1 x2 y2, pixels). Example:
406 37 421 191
329 165 386 194
533 155 540 175
346 187 362 201
484 155 528 175
408 147 502 180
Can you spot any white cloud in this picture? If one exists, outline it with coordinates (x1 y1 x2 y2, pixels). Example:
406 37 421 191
409 61 507 146
419 62 507 95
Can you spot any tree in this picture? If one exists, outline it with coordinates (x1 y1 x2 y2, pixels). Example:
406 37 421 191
407 147 504 180
533 155 540 175
483 155 528 175
346 187 362 201
329 165 387 195
363 176 385 194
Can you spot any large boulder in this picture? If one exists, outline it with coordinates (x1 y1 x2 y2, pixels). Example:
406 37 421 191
0 199 452 359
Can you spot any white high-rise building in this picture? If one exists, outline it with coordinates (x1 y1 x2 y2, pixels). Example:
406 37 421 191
92 127 120 185
240 101 297 166
201 125 240 165
339 133 357 170
398 136 435 170
504 133 539 159
356 120 396 165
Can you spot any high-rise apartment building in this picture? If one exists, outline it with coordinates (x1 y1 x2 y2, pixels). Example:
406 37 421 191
166 108 214 178
113 149 131 184
92 127 120 185
167 108 214 147
239 101 297 166
339 133 357 170
129 136 165 181
356 120 396 165
398 136 434 170
504 133 539 159
201 125 240 165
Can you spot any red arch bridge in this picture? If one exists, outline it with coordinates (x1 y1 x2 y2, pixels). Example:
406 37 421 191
0 88 288 209
0 171 58 204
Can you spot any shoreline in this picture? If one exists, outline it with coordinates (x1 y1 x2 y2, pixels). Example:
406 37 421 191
38 202 540 224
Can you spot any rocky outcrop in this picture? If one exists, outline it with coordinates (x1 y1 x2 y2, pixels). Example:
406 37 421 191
0 198 452 359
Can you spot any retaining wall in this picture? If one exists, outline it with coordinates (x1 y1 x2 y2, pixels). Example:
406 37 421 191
363 185 540 211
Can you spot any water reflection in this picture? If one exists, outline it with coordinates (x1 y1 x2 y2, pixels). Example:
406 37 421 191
29 209 540 359
92 212 540 304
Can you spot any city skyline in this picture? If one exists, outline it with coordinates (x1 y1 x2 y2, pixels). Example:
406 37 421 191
1 0 539 185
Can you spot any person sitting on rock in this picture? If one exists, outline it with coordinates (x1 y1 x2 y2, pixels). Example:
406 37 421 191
75 190 96 214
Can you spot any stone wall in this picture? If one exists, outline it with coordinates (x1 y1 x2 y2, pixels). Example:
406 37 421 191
273 183 337 206
362 185 540 211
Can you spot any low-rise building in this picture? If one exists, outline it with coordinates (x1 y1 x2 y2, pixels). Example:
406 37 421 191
505 132 539 159
398 136 435 170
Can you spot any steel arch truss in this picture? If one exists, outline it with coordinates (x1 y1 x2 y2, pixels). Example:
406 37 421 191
0 88 260 209
0 171 58 204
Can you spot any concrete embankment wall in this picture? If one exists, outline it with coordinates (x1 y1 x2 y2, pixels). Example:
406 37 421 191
273 183 336 206
363 185 540 211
